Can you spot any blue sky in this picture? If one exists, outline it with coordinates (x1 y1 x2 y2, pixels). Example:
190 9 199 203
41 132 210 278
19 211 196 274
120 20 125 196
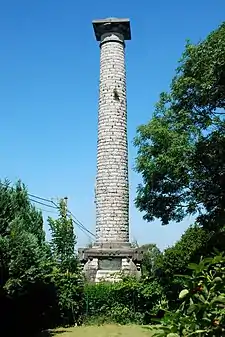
0 0 224 250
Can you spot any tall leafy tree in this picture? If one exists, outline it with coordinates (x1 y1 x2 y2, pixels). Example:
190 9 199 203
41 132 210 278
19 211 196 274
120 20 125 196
134 22 225 230
0 181 84 333
0 180 47 285
0 180 55 336
139 243 161 276
47 199 83 326
48 198 78 273
0 180 45 242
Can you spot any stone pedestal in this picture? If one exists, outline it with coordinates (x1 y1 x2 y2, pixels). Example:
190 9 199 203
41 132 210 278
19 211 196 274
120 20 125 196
78 245 143 282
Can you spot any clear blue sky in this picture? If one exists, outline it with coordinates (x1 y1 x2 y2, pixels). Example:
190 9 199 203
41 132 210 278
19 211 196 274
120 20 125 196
0 0 224 250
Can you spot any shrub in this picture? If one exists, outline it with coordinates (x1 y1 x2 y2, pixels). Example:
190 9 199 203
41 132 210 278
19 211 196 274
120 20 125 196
84 276 163 324
150 253 225 336
153 225 225 308
51 270 84 326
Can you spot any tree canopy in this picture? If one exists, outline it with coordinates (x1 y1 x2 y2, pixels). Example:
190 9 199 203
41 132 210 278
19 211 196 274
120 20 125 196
134 22 225 230
0 181 83 336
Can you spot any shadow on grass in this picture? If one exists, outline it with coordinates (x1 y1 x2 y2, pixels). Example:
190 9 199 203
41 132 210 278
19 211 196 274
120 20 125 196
36 329 69 337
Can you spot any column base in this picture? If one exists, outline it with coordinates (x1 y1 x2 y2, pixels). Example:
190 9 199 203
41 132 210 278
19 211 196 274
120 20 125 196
78 245 143 282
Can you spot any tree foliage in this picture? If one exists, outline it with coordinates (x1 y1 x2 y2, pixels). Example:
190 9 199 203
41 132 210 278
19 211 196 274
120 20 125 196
48 198 78 273
0 180 54 335
150 253 225 337
155 225 209 278
0 181 83 336
134 22 225 230
84 276 163 325
0 180 47 285
47 199 84 326
152 224 225 309
139 243 161 276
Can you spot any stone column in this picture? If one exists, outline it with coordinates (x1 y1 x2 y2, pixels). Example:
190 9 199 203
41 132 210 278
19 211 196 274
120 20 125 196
78 19 143 282
93 18 131 247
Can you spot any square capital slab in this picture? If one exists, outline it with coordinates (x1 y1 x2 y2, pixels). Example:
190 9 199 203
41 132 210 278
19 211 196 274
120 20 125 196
92 17 131 41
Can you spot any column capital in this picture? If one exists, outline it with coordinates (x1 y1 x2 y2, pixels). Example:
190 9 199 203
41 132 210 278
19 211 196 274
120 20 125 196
92 17 131 41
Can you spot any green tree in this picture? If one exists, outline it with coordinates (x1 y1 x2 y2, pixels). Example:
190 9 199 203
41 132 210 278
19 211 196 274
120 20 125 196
134 22 225 230
153 224 225 308
155 225 210 278
0 180 45 241
48 198 78 273
0 181 84 333
139 243 161 276
150 253 225 337
0 180 48 285
0 180 55 336
47 198 84 326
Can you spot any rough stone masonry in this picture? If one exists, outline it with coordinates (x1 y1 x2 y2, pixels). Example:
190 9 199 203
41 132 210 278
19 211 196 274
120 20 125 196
95 18 129 245
78 18 142 282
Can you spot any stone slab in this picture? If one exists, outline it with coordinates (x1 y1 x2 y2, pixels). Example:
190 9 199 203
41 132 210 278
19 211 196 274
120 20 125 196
92 17 131 41
78 246 143 263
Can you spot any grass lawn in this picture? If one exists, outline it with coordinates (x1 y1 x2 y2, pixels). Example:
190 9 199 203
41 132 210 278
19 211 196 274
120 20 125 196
39 324 153 337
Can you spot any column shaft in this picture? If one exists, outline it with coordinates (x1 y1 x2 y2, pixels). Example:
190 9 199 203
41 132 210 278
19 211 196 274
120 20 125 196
95 32 129 244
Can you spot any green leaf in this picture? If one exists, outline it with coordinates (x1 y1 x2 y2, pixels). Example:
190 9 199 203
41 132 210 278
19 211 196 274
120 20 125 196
214 277 223 283
187 303 197 314
189 330 207 335
179 289 189 299
188 263 200 270
211 295 225 304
